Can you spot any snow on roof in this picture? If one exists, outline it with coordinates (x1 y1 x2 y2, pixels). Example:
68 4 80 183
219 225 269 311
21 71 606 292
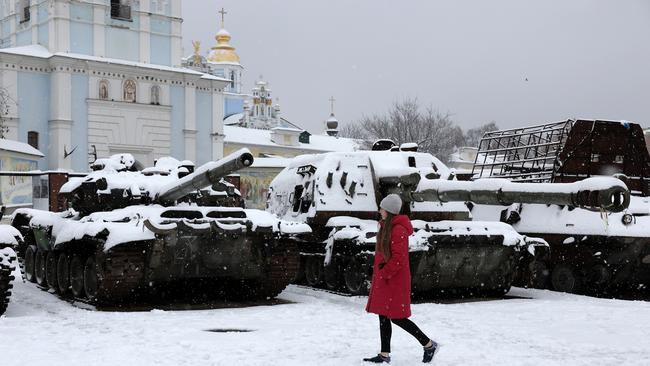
224 125 359 152
0 45 229 82
0 138 44 157
224 113 244 125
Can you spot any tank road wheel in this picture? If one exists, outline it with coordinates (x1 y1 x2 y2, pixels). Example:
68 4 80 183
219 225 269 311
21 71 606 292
528 261 550 289
305 256 324 287
83 255 100 302
551 264 583 293
70 255 85 298
343 258 370 296
34 249 47 286
23 245 37 283
323 260 342 291
45 251 58 291
56 254 70 294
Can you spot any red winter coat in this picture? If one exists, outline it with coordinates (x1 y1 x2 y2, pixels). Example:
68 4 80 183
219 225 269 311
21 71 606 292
365 215 414 319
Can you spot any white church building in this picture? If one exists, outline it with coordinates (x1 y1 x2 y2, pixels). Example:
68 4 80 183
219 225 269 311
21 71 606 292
0 0 230 171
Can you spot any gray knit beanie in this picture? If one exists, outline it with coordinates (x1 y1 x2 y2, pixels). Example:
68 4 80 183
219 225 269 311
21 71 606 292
380 194 402 215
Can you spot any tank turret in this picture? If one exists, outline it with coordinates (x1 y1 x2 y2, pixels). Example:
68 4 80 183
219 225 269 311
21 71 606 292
60 148 253 215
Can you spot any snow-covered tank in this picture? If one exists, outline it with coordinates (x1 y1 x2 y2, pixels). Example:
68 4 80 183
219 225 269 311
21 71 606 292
1 207 22 315
11 149 310 305
267 149 628 296
471 119 650 294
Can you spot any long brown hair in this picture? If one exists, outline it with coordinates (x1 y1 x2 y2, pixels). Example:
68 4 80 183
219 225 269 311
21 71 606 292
376 213 394 260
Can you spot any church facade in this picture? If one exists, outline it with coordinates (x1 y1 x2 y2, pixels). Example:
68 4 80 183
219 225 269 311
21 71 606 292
0 0 229 171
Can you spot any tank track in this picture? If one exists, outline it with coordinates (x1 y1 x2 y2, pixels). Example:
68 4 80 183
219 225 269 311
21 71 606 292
92 245 146 305
235 239 300 300
0 249 17 316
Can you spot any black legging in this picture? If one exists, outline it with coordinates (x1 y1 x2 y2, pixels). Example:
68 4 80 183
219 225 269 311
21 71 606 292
379 315 430 353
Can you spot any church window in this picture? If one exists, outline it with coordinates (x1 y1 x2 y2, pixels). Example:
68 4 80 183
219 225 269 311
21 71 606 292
111 0 131 21
230 70 236 89
27 131 38 150
123 79 136 102
19 0 30 23
150 85 160 105
98 80 109 100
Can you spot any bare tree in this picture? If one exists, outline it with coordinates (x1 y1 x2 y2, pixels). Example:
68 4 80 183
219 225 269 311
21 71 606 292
339 98 464 162
464 121 499 147
0 88 13 139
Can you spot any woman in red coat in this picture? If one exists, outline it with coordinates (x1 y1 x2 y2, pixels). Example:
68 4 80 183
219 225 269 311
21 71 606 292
364 194 439 364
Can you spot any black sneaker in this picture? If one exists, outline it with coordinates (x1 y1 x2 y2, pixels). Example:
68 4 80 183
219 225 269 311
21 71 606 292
363 354 391 363
422 340 439 363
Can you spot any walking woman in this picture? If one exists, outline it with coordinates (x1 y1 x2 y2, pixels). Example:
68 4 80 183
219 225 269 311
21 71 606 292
364 194 439 363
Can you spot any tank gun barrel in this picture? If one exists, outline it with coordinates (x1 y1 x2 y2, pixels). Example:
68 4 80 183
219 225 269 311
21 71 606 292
157 148 253 204
404 175 630 212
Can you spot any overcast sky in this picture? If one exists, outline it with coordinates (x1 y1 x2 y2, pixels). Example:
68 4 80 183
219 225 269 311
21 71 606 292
181 0 650 134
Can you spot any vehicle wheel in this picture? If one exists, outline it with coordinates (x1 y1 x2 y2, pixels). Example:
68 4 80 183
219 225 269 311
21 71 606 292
292 256 306 284
34 249 47 286
587 264 612 289
56 254 70 294
343 258 370 296
24 245 37 283
528 261 551 289
551 264 583 293
45 251 58 291
323 260 341 290
70 255 85 298
304 256 324 287
84 255 99 302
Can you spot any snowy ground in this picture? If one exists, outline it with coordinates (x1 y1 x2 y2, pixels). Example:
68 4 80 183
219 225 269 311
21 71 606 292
1 276 650 366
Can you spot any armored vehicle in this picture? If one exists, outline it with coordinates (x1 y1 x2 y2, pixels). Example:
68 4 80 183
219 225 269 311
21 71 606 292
1 207 22 315
11 149 310 305
266 147 628 296
471 119 650 293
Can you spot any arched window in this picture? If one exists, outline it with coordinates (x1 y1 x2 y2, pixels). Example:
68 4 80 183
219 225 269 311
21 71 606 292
98 79 109 100
123 79 136 102
150 85 160 105
230 70 235 89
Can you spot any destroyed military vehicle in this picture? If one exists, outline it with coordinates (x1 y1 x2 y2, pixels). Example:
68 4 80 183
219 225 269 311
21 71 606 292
471 119 650 293
266 144 628 296
1 207 22 315
11 149 310 305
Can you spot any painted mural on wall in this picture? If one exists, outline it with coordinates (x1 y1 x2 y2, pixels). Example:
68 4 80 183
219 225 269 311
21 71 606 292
239 170 282 209
0 156 37 206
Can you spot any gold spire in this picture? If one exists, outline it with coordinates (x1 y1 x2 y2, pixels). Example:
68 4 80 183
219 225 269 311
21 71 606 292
191 40 201 63
207 8 240 63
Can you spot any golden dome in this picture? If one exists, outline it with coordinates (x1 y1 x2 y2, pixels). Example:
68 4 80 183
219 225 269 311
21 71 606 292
207 27 240 63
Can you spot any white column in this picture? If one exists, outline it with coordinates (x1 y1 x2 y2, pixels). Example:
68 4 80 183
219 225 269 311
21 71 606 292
170 18 182 67
92 3 105 57
183 82 197 162
51 0 70 53
48 69 73 170
30 1 37 44
211 86 225 160
139 1 150 63
9 3 16 46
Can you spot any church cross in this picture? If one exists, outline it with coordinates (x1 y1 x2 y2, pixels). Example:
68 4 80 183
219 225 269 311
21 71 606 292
329 96 336 114
218 8 227 27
